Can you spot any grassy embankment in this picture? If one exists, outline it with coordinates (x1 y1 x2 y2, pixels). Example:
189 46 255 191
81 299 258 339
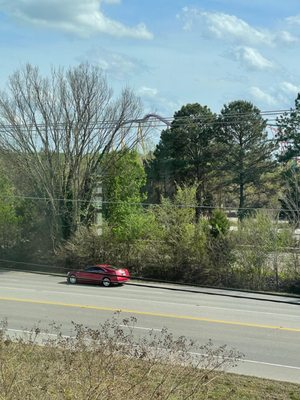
0 316 299 400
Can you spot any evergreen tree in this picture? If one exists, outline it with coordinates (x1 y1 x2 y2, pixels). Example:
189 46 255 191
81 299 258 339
276 94 300 224
147 103 218 218
218 100 275 216
276 93 300 162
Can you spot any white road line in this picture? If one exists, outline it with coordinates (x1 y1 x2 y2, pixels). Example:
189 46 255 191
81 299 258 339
6 328 300 371
7 328 74 339
8 328 56 336
242 359 300 370
1 285 299 320
120 324 161 332
189 351 300 371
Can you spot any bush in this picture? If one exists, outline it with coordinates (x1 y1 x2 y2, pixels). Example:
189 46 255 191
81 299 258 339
0 315 241 400
209 209 230 237
231 210 295 291
59 187 235 287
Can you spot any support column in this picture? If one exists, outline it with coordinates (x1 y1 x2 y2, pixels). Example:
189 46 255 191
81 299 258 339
94 182 103 235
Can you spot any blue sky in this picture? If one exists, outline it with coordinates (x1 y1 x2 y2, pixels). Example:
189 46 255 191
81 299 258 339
1 0 300 118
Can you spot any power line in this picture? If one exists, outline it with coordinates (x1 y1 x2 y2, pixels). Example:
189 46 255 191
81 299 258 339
0 108 295 133
2 193 300 213
0 119 284 129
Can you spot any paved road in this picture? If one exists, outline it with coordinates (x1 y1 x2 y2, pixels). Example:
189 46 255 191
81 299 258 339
0 270 300 383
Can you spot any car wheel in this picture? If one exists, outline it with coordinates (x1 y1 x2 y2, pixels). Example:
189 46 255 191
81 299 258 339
102 277 111 287
68 275 77 284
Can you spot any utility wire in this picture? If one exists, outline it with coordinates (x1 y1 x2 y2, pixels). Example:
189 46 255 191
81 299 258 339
2 193 300 213
0 120 286 130
0 109 295 132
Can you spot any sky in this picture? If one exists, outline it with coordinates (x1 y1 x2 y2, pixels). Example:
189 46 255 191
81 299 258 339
1 0 300 119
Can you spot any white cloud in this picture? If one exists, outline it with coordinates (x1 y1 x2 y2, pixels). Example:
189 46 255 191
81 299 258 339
281 81 300 96
98 54 137 78
102 0 121 3
82 48 148 80
179 8 273 45
286 14 300 25
234 46 274 70
279 30 299 43
179 7 299 48
137 86 181 115
250 87 278 106
137 87 158 97
0 0 153 39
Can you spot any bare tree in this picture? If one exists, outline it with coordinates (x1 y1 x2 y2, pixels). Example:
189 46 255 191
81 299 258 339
0 63 144 243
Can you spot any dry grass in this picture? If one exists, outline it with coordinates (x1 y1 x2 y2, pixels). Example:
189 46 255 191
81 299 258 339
0 315 299 400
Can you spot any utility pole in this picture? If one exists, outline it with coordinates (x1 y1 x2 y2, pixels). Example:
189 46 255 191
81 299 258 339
93 180 103 235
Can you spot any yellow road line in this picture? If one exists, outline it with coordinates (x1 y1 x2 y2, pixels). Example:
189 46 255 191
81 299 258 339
0 296 300 332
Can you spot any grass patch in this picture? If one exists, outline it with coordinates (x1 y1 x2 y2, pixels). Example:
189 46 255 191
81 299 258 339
0 316 299 400
205 374 300 400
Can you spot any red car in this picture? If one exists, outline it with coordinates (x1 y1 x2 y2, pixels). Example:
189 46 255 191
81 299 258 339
67 264 130 287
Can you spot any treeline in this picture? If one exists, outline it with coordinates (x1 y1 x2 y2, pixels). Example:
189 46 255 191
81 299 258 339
0 63 300 293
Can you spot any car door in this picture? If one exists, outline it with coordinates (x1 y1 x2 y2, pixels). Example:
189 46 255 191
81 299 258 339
80 265 104 283
90 266 105 283
79 266 101 283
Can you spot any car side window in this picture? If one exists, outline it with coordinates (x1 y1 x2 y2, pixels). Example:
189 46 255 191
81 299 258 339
85 266 97 272
94 267 104 273
85 266 104 273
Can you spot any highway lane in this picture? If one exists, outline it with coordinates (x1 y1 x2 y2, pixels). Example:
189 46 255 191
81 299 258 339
0 270 300 383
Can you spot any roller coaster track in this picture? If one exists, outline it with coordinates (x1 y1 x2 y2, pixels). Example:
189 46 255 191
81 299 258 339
127 113 171 127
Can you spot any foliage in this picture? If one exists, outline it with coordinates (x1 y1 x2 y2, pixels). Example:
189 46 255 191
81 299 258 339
61 186 224 289
218 100 275 214
231 210 294 290
144 186 209 280
0 172 22 249
276 93 300 162
59 226 105 266
1 318 299 399
1 89 300 293
146 200 230 285
209 209 230 237
97 149 156 266
0 157 60 262
278 161 300 226
249 169 283 207
0 63 143 242
147 103 219 215
103 148 147 225
62 185 235 286
60 211 159 272
0 316 242 400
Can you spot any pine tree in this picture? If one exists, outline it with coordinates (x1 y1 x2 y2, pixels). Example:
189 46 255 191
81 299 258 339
218 100 275 217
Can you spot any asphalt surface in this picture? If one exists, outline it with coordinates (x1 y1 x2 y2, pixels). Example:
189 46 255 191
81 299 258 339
0 270 300 383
